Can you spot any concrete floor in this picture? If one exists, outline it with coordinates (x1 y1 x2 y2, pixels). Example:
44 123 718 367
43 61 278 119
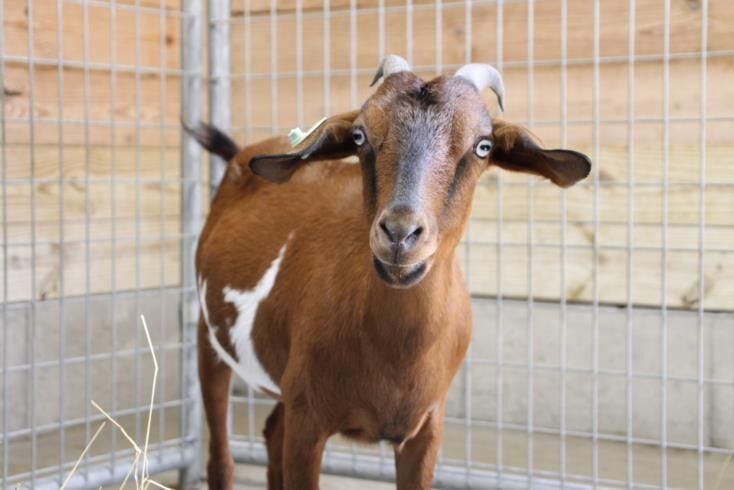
223 464 394 490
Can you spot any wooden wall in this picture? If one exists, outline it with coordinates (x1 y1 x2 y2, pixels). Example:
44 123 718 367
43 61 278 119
2 0 733 310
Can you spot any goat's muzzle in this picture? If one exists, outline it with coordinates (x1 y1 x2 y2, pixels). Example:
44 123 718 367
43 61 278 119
369 204 437 288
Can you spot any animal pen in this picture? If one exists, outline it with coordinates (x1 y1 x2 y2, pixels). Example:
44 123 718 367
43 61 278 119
1 0 733 488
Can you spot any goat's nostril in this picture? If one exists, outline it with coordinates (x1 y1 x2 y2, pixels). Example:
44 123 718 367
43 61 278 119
379 217 424 248
410 226 424 240
379 220 394 241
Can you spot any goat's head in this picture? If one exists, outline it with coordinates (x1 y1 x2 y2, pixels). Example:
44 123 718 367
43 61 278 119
250 55 591 289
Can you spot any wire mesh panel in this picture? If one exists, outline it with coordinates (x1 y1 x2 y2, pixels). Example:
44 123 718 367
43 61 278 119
1 0 203 487
1 0 733 489
213 0 734 488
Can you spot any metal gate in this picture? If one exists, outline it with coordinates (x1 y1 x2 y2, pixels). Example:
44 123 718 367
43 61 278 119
2 0 734 489
2 0 203 487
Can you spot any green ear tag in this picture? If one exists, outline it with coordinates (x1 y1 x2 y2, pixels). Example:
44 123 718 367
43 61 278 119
288 117 328 148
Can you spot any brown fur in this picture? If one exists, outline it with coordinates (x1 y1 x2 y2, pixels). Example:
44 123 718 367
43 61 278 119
193 70 590 489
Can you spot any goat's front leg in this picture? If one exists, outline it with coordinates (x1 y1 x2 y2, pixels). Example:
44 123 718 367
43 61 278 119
198 319 234 490
394 403 445 490
282 404 328 490
263 402 285 490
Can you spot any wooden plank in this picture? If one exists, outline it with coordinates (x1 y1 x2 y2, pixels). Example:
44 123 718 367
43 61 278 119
1 238 182 302
457 239 733 311
4 0 180 69
4 144 183 180
472 144 734 227
237 0 734 62
3 65 185 146
2 144 209 240
228 59 734 146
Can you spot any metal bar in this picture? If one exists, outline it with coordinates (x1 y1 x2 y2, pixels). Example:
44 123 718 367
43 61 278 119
3 399 187 442
6 47 734 77
9 342 734 388
462 0 474 481
62 0 185 17
625 0 636 487
269 0 278 135
406 0 413 64
242 0 258 460
5 343 186 377
526 0 535 484
433 0 444 479
8 235 734 256
591 0 601 487
133 0 144 455
349 0 359 467
350 0 357 108
0 0 8 482
31 445 197 490
6 112 734 129
696 2 708 489
439 419 734 455
26 0 39 484
82 0 93 478
8 173 734 188
661 1 671 487
559 0 568 485
296 0 304 128
231 443 594 490
212 49 734 80
434 0 442 75
375 0 388 473
323 0 331 116
209 0 231 195
158 0 170 462
179 0 204 485
55 0 68 482
0 55 185 76
108 0 120 469
494 2 504 483
378 0 385 61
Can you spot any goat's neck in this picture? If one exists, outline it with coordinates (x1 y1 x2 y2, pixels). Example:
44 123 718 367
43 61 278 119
362 249 459 347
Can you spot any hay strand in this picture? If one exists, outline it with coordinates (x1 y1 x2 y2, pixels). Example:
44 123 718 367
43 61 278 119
63 314 173 490
59 421 107 490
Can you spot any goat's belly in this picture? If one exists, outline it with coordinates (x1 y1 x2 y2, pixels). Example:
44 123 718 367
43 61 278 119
339 402 436 446
197 243 287 397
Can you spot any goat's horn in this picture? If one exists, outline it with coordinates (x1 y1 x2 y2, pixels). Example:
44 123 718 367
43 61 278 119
455 63 505 112
370 55 412 87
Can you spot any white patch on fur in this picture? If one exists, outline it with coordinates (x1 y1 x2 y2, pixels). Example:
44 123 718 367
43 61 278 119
197 243 287 396
342 155 359 164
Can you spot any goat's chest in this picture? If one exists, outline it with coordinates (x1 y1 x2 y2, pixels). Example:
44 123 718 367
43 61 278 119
304 324 468 443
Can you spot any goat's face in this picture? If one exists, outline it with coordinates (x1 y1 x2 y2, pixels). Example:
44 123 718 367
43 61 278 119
250 56 591 289
356 72 493 287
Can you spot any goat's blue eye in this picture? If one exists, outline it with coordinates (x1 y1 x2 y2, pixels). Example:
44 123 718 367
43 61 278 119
352 128 366 146
474 138 492 158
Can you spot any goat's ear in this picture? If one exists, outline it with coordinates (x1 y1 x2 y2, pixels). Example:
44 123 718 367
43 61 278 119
249 111 359 183
489 119 591 188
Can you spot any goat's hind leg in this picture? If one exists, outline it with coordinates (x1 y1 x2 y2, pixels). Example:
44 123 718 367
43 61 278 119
394 403 446 490
263 402 285 490
198 318 235 490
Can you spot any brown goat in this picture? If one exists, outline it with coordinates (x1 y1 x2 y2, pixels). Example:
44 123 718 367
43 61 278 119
188 56 591 490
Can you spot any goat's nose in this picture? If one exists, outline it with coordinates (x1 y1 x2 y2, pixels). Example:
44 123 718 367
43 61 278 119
378 206 426 249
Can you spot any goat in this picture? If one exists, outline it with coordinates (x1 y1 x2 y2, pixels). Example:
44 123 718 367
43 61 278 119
187 55 591 490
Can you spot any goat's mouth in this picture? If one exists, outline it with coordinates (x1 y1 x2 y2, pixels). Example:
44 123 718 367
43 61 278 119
372 255 429 288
